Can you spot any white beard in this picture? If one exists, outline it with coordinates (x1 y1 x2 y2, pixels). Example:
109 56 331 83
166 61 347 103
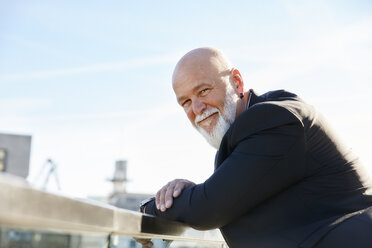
195 82 239 149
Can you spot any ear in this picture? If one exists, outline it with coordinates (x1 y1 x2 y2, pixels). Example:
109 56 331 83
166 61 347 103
231 68 244 94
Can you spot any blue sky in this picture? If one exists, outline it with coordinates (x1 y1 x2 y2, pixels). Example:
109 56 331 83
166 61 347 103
1 0 371 198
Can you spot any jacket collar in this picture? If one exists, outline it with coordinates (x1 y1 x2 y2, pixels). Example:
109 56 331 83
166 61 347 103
247 89 265 108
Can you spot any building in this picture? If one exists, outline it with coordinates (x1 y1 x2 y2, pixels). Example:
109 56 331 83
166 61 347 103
0 133 31 179
107 160 152 211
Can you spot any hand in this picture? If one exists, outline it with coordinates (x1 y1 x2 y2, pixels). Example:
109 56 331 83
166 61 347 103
135 238 153 248
156 179 196 212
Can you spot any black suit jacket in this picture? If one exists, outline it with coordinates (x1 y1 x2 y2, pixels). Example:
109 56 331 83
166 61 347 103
145 90 372 248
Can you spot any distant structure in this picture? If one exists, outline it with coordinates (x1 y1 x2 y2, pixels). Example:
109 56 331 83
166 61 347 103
0 133 31 178
107 160 152 211
110 160 128 194
33 158 61 190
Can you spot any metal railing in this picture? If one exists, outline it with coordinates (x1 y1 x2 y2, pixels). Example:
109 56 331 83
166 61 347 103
0 173 227 248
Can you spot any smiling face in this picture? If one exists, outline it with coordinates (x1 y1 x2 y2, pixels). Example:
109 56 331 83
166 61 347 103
172 48 241 148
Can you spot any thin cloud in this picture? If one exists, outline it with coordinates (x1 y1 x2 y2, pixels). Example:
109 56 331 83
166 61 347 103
0 97 52 112
0 53 178 81
229 17 372 87
43 103 180 123
0 33 85 61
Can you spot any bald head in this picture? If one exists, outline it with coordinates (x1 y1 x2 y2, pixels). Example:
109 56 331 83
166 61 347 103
172 47 232 88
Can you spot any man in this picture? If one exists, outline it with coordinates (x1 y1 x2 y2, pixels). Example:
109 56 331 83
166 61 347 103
139 47 372 248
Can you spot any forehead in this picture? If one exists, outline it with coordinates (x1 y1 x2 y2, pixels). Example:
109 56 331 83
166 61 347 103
172 55 230 101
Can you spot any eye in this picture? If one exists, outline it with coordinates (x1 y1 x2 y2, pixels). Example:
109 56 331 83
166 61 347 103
182 99 191 107
199 88 210 96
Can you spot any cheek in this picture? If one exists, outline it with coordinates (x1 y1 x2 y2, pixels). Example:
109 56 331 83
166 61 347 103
186 110 196 125
205 93 225 112
208 98 225 113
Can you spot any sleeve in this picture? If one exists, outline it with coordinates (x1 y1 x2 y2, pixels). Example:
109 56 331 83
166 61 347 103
144 104 306 230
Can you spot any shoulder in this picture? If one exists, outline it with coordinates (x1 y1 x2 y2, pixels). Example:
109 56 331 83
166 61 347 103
227 99 304 146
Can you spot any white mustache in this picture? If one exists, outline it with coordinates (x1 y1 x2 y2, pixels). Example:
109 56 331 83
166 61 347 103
195 108 219 125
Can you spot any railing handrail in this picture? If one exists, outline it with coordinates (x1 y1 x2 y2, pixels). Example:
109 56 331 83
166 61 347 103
0 173 225 243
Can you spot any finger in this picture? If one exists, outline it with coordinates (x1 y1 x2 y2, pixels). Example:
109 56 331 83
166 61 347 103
135 238 150 243
144 242 154 248
135 238 153 246
164 182 176 208
156 183 169 210
156 189 161 210
173 180 195 197
173 182 184 198
136 240 153 248
173 179 188 197
159 184 169 212
142 241 153 248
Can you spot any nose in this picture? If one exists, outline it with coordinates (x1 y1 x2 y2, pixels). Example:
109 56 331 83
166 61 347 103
192 98 206 115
